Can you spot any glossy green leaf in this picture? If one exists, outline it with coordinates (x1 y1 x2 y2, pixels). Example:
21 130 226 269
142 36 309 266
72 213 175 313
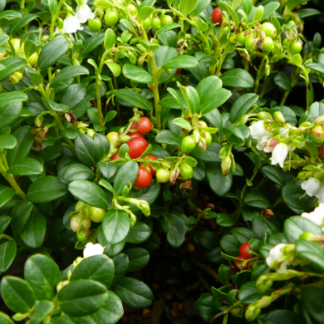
115 89 153 111
220 68 254 88
7 158 43 175
155 130 181 145
21 212 47 248
230 93 259 124
162 55 199 69
206 163 232 197
38 38 69 70
63 163 95 182
126 222 151 244
69 180 110 208
0 241 16 275
0 101 22 130
112 253 129 285
123 64 154 83
71 254 115 289
11 201 33 238
102 209 130 244
75 135 101 167
80 33 105 58
0 57 27 81
0 185 15 208
51 66 89 87
24 254 61 300
114 161 139 195
58 280 108 317
125 248 150 272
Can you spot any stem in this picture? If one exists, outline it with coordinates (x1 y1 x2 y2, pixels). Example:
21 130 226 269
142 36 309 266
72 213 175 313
280 67 300 106
50 0 64 40
95 77 104 127
148 54 161 129
52 113 75 153
254 56 266 94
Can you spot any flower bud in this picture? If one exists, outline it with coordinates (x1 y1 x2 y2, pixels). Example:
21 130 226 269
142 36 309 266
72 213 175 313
35 115 43 128
273 111 285 124
193 130 200 143
130 213 137 227
87 129 96 138
256 275 273 292
299 232 317 241
136 44 146 53
119 134 131 143
310 125 324 146
75 201 86 211
28 52 38 66
138 200 150 216
221 156 231 176
9 71 23 85
315 115 324 125
290 54 302 67
245 303 261 321
315 170 324 180
165 69 172 75
198 138 207 151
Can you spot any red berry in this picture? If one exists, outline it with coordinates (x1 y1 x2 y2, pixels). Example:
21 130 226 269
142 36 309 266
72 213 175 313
111 152 120 161
127 137 149 158
137 117 152 134
145 155 158 175
128 132 144 139
134 166 152 189
176 68 182 74
130 121 138 130
212 7 223 25
206 203 215 210
239 242 251 259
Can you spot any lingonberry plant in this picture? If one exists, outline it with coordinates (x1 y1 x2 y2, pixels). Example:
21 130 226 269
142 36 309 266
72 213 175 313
1 0 324 322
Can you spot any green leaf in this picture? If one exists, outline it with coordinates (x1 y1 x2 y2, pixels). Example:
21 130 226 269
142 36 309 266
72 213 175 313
44 98 69 112
0 10 21 20
302 287 324 323
191 0 211 17
75 135 101 167
123 64 154 83
220 234 240 256
242 0 252 15
106 62 121 77
1 276 36 313
30 300 54 324
71 255 115 289
11 201 33 238
7 158 43 175
262 2 280 20
261 165 284 187
69 180 110 209
244 191 271 208
9 14 38 35
206 163 232 196
296 239 324 272
113 277 153 308
21 212 47 248
0 134 16 149
63 164 95 182
224 125 250 146
191 142 222 162
287 0 306 10
282 179 315 214
0 57 27 81
115 89 153 111
51 66 89 87
120 19 138 36
274 71 292 91
155 23 181 36
297 8 321 19
139 6 154 21
172 117 192 130
154 46 178 84
0 216 10 234
102 209 130 244
194 293 218 322
27 176 67 203
125 247 150 272
58 280 108 317
220 3 239 27
0 312 14 324
7 126 34 167
284 216 322 243
200 88 231 115
97 162 118 179
126 222 151 244
25 66 44 86
162 55 199 69
0 101 22 130
216 213 236 227
128 181 161 209
180 0 198 16
104 28 116 49
24 254 61 300
230 93 259 124
70 291 123 324
0 241 16 275
0 185 15 208
155 130 181 145
38 37 69 70
112 253 129 285
160 213 187 248
220 68 254 89
114 161 139 195
0 91 28 107
48 0 58 15
238 281 272 305
80 33 105 58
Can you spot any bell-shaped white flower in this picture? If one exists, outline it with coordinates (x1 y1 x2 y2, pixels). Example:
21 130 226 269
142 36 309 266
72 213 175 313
249 120 269 140
301 204 324 229
301 177 321 197
264 138 278 153
266 243 289 274
63 14 84 33
256 135 270 151
270 143 288 168
83 242 104 258
76 3 95 23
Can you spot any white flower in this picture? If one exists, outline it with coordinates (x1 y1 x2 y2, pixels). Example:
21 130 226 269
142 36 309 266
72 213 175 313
270 143 288 168
76 3 94 23
83 242 104 258
256 135 270 151
63 14 84 33
301 204 324 229
301 177 321 197
264 138 278 153
266 243 289 274
250 120 269 140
